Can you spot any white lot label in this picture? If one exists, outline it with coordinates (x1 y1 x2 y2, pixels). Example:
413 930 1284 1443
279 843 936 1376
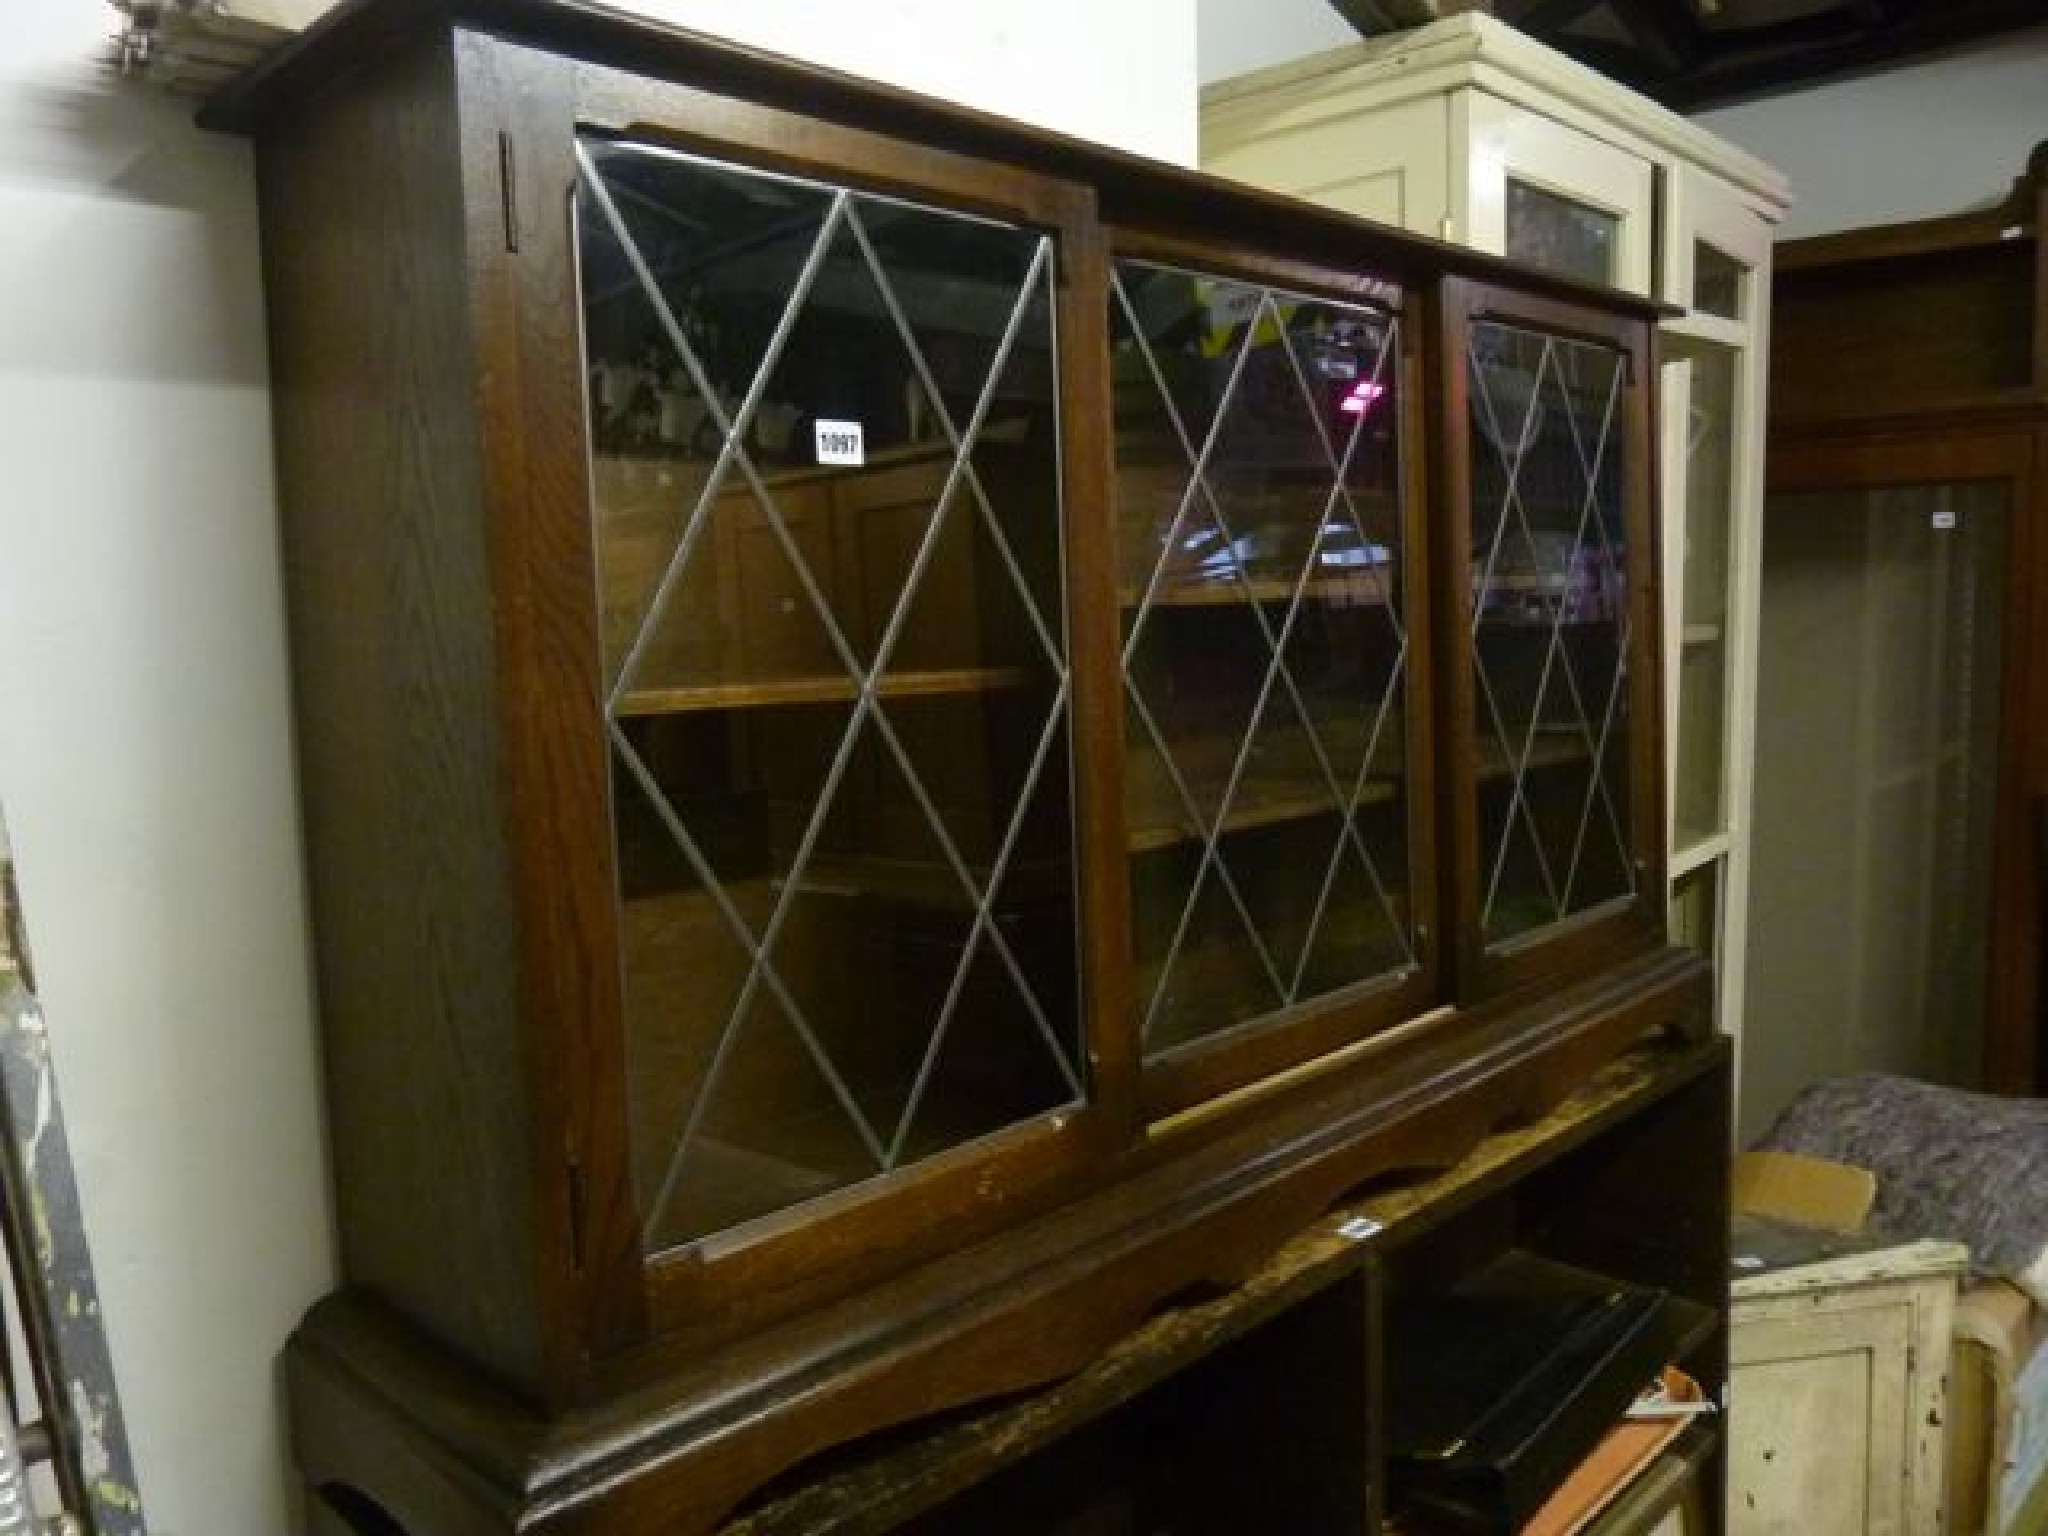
815 419 865 467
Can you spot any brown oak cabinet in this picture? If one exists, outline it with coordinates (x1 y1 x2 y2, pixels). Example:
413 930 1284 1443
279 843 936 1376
207 2 1710 1531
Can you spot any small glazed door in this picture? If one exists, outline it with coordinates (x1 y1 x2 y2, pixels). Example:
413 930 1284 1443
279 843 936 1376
1458 94 1656 298
1105 247 1440 1114
1438 281 1667 997
1658 164 1775 1051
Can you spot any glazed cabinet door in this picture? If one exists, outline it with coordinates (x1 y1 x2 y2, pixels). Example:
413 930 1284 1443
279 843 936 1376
1440 281 1665 995
1106 250 1437 1112
539 73 1116 1345
1658 167 1774 1052
1459 93 1656 298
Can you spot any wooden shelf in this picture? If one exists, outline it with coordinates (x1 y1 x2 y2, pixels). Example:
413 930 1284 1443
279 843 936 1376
616 667 1035 717
595 420 1031 490
1474 571 1570 594
1120 573 1394 609
1129 777 1399 854
1478 732 1594 781
777 858 985 915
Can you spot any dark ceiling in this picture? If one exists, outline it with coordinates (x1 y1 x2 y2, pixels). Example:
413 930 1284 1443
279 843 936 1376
1327 0 2048 110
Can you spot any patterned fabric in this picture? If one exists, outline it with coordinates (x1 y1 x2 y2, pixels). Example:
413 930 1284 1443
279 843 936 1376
1761 1073 2048 1305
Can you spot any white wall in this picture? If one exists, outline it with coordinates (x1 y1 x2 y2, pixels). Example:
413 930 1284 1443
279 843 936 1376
0 2 1193 1534
626 0 1197 164
0 6 331 1534
1694 23 2048 239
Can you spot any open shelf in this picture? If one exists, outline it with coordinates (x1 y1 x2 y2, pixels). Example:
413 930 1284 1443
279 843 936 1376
710 1040 1726 1536
617 667 1036 717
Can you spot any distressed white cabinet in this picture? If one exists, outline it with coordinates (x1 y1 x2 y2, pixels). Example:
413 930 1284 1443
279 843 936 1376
1729 1239 1966 1535
1202 14 1790 1064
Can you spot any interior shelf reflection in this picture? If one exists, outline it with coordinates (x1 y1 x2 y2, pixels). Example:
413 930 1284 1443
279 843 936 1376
615 667 1036 717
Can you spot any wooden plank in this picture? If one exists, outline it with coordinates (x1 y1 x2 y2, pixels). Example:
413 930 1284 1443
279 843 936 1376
614 667 1037 717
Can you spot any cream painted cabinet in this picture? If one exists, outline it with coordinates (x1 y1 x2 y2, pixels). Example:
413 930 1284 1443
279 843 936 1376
1203 15 1790 1059
1729 1240 1966 1535
1657 166 1775 1073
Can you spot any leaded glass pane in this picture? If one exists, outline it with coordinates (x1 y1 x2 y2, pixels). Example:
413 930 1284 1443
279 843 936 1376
577 136 1080 1252
1112 261 1414 1057
1468 320 1635 948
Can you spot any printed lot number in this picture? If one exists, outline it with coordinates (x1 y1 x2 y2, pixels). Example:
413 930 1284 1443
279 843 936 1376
815 420 865 467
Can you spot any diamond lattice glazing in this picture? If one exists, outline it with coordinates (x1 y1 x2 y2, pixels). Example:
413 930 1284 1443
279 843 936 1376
1466 320 1635 945
1112 263 1415 1055
577 139 1081 1249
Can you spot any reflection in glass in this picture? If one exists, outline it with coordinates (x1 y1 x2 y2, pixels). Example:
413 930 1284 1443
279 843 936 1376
1673 343 1736 852
1744 482 2005 1133
1111 261 1415 1056
577 137 1080 1252
1670 861 1719 959
1467 320 1635 947
1504 179 1620 288
1692 242 1746 322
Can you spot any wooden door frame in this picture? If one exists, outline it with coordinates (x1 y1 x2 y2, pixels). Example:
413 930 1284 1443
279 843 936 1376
1768 413 2048 1093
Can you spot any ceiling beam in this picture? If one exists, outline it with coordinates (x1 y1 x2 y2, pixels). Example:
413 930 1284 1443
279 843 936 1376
1328 0 1493 35
1605 0 1707 80
1661 0 2048 107
1337 0 2047 111
1500 0 1607 33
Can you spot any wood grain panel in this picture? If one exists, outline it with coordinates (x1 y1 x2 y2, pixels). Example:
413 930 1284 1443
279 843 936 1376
255 33 544 1386
459 35 649 1380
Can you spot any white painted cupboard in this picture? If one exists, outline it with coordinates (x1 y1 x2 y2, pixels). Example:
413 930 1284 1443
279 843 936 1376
1729 1239 1965 1534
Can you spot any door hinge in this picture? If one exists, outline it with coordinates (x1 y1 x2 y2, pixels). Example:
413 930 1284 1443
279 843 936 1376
498 130 521 255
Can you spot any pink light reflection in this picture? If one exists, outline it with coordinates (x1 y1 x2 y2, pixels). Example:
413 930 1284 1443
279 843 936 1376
1338 379 1387 417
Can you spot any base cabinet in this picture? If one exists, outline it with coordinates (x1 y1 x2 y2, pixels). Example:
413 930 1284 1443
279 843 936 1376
207 1 1717 1530
294 1038 1730 1535
1729 1240 1965 1536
